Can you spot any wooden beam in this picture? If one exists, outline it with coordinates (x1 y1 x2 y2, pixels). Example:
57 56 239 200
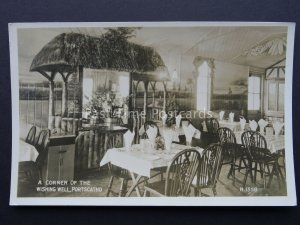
162 81 167 112
59 72 72 117
48 79 55 130
150 81 156 111
78 66 83 118
37 70 51 80
143 81 149 119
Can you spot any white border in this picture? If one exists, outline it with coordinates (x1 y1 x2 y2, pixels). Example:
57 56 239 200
9 22 297 206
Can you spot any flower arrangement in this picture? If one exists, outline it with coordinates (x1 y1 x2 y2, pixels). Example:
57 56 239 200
83 89 131 119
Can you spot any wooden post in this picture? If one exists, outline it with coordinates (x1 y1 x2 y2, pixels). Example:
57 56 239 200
132 80 140 111
78 66 83 118
143 81 149 120
129 73 133 112
48 79 55 130
151 82 156 108
62 80 68 117
163 81 167 112
60 72 72 117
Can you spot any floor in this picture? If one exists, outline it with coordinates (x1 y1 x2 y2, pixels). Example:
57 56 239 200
17 163 287 198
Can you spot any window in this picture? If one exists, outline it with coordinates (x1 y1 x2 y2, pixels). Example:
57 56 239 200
248 76 261 110
266 67 285 113
196 61 211 111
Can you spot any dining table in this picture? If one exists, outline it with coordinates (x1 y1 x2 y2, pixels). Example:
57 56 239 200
218 120 249 132
100 143 204 197
19 139 39 162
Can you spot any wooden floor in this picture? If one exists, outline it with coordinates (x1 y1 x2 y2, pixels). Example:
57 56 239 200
17 164 287 198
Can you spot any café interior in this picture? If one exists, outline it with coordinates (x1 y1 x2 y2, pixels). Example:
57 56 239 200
18 26 287 197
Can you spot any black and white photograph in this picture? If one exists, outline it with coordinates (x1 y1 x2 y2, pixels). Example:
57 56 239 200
9 22 296 206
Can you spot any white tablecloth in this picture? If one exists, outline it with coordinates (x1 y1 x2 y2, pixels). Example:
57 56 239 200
19 140 39 162
234 132 285 153
202 120 249 132
219 120 246 132
100 143 204 177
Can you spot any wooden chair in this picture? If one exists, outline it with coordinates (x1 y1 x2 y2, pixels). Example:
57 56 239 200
241 130 282 189
217 127 243 185
35 129 51 154
205 118 219 144
19 129 50 185
193 143 223 196
143 120 160 138
25 126 36 145
143 149 201 197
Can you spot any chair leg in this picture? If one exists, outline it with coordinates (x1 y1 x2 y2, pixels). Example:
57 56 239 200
254 162 258 185
262 163 266 189
121 179 128 197
193 187 199 197
274 163 282 189
232 162 236 185
243 169 249 188
143 188 149 197
238 157 243 172
227 164 232 179
106 176 114 197
160 172 164 181
119 179 125 197
212 187 217 196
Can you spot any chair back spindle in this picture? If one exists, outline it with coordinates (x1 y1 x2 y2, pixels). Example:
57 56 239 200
165 149 201 196
25 126 36 145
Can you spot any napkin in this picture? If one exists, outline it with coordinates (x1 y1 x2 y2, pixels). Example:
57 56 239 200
183 124 196 144
124 130 135 151
194 129 201 139
273 121 284 136
181 120 189 127
249 120 258 131
229 112 235 123
138 125 145 136
176 114 182 128
219 111 225 121
146 125 158 142
161 112 167 125
162 129 174 152
258 119 268 133
240 117 246 131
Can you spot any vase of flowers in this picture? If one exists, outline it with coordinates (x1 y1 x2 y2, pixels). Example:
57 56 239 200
83 88 131 125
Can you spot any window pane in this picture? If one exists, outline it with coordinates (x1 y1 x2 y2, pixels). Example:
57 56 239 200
248 94 254 110
268 83 277 111
253 77 260 93
248 76 260 110
278 83 284 111
248 77 254 92
253 94 260 110
197 76 208 110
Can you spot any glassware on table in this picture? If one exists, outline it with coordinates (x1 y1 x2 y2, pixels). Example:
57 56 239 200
143 139 155 154
125 139 132 152
164 139 172 154
140 139 145 152
186 139 192 147
266 127 274 137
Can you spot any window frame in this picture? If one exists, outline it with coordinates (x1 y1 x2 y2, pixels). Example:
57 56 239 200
247 75 262 111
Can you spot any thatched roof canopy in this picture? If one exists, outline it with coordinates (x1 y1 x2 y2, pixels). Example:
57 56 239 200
30 32 169 80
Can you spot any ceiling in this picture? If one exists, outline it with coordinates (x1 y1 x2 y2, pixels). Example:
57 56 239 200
18 25 288 82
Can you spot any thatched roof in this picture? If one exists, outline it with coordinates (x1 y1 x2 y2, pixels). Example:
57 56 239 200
30 32 169 80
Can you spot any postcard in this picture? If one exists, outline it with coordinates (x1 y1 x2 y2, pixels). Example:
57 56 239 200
9 22 296 206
